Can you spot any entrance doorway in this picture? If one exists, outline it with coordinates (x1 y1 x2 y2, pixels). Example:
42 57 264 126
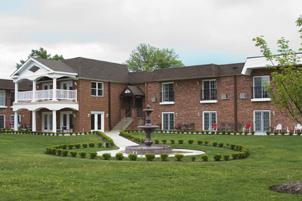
42 112 53 132
91 111 104 132
60 111 74 132
254 110 270 133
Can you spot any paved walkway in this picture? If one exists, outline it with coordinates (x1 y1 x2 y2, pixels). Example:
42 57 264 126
96 130 204 157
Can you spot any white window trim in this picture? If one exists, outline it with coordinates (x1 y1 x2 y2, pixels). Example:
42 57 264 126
160 82 174 104
253 110 271 134
0 90 6 107
91 81 104 97
162 112 175 130
252 75 270 100
201 79 217 102
0 114 5 129
202 111 217 131
91 111 105 132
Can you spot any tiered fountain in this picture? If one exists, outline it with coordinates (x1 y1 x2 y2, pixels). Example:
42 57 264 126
125 105 172 155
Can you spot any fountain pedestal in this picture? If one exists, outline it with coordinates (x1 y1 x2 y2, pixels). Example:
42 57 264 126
125 105 172 155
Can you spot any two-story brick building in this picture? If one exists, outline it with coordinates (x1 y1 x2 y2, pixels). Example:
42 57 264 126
7 56 298 134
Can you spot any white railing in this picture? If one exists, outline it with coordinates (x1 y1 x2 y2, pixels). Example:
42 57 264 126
17 89 77 102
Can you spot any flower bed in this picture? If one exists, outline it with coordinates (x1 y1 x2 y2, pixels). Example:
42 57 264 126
0 129 93 136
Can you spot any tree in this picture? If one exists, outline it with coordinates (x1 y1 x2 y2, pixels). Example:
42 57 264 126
253 16 302 124
16 47 64 68
126 43 184 72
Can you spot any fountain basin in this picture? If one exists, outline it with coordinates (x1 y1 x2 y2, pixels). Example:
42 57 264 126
125 144 172 155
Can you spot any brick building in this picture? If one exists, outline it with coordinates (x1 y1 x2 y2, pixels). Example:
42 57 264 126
4 56 298 134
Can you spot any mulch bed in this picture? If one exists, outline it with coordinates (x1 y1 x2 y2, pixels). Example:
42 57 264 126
270 181 302 194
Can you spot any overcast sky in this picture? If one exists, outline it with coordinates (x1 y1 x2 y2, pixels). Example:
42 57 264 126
0 0 301 79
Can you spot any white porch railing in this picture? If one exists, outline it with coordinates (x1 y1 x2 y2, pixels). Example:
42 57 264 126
17 89 77 102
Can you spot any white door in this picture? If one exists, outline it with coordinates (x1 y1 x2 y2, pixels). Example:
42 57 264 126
162 112 174 130
60 112 73 132
60 81 73 90
254 110 270 133
91 112 104 132
42 112 53 132
203 111 217 131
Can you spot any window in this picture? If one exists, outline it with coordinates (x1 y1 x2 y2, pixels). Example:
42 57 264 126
203 111 217 131
10 115 21 128
161 82 174 103
253 76 270 99
0 115 5 129
162 112 174 130
0 90 6 107
91 82 104 96
201 80 217 100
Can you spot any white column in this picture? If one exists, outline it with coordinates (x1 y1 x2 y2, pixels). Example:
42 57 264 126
52 110 57 133
32 80 36 102
14 111 18 131
14 82 18 103
52 78 57 101
32 111 36 132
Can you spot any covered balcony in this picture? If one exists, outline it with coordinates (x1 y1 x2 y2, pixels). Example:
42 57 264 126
17 89 77 102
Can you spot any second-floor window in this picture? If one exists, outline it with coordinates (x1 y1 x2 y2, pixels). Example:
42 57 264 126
202 80 217 100
253 76 270 99
91 82 103 96
0 90 6 107
161 82 174 102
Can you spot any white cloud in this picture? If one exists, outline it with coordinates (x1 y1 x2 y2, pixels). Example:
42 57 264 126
0 0 301 79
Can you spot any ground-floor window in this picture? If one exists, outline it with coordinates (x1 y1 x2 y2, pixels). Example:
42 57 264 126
10 114 21 129
254 110 270 133
91 112 104 132
162 112 174 130
42 112 53 132
60 112 74 132
0 115 5 129
203 111 217 131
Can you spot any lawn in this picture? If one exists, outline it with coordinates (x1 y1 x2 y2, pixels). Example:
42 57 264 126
0 133 302 201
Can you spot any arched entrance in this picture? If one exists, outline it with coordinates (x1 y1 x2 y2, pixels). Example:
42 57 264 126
121 86 145 118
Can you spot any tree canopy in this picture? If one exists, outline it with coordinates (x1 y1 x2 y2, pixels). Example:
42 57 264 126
16 47 64 68
253 16 302 124
126 43 184 72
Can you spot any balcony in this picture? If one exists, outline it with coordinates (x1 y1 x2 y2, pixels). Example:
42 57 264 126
17 89 77 102
251 86 271 102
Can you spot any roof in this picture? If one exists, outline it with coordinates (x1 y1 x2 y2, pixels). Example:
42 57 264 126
126 85 144 96
0 79 31 90
35 58 76 73
128 63 244 83
62 57 129 82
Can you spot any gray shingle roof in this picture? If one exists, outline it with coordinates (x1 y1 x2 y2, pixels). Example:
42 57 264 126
0 79 31 90
35 58 76 73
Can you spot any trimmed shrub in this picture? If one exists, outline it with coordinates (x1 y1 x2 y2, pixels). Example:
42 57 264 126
115 153 124 160
89 143 95 148
197 141 203 145
128 153 138 161
154 139 160 144
102 153 111 160
204 141 209 145
82 144 88 148
75 144 81 149
170 140 175 144
68 145 74 149
56 149 62 156
188 140 194 144
214 154 222 161
79 152 86 158
223 155 230 161
62 150 68 157
191 156 196 162
161 140 167 144
61 145 67 149
160 154 168 161
98 142 103 147
175 154 184 161
212 142 218 147
178 140 184 144
218 143 224 148
90 152 97 159
145 154 155 161
70 151 77 157
232 153 239 160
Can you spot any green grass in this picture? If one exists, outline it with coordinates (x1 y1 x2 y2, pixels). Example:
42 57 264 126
0 133 302 201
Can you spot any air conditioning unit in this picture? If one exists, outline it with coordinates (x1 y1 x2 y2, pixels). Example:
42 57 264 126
221 93 229 100
240 92 248 99
151 96 157 103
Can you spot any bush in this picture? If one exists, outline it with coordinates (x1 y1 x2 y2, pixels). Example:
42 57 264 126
175 154 184 161
98 142 103 147
145 154 155 161
102 153 111 160
154 139 160 144
218 143 224 148
230 144 236 150
223 155 230 161
70 152 77 157
68 145 74 149
161 140 167 144
191 156 196 162
82 144 88 148
160 154 168 161
115 153 124 160
62 150 68 157
204 141 209 145
89 143 95 148
212 142 218 147
75 144 81 149
178 140 184 144
188 140 194 144
56 149 62 156
128 153 138 161
232 153 239 160
79 152 86 158
90 152 97 159
170 140 175 144
61 145 67 149
197 141 203 145
214 154 222 161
